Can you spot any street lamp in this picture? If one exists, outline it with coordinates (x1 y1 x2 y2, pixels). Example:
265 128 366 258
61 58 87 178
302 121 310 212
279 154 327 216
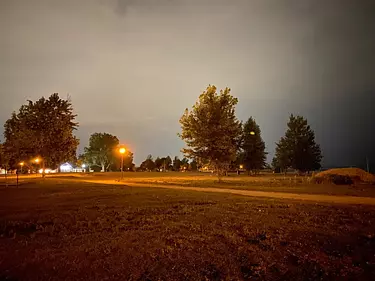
119 147 126 180
34 157 44 177
81 164 86 173
250 131 255 135
19 162 24 173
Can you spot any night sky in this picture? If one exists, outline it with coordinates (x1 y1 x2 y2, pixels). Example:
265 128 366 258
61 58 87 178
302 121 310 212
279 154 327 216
1 0 374 169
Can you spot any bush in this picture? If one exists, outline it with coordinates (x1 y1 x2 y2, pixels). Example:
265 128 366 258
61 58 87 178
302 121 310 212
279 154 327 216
312 174 358 185
329 174 353 185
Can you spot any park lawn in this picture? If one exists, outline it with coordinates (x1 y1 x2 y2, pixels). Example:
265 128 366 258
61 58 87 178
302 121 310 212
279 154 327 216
3 172 375 198
0 178 375 280
79 172 375 198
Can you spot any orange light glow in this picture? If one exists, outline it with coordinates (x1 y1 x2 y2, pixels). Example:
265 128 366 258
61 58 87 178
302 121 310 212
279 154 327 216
119 147 126 154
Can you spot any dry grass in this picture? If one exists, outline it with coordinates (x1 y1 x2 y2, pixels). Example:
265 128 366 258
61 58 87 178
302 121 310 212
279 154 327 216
313 168 375 184
0 178 375 280
104 172 375 197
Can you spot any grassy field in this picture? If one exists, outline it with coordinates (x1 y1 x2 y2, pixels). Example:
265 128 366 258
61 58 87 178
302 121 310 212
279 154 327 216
15 171 373 197
0 176 375 280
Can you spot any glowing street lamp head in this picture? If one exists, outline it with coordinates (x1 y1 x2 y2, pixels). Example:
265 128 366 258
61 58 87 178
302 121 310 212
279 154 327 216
239 164 244 169
82 164 86 168
119 147 126 154
250 131 255 135
19 162 24 166
34 158 40 163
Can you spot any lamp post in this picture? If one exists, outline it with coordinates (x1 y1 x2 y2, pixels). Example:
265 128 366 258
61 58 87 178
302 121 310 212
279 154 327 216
34 157 44 177
19 162 24 174
119 147 126 180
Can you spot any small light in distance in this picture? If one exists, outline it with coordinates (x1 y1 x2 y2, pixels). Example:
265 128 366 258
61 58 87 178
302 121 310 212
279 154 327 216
250 131 255 135
119 147 126 154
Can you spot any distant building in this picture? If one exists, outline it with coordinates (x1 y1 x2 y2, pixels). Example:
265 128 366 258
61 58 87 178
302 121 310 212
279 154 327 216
59 162 85 173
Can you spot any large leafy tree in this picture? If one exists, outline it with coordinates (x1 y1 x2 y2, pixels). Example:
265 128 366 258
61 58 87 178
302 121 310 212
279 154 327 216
189 159 198 171
240 117 267 174
154 157 163 170
164 156 172 170
179 85 242 178
273 114 322 173
3 93 79 169
112 151 135 171
173 156 182 171
181 157 190 170
84 133 119 172
155 156 172 171
140 154 156 171
0 143 8 169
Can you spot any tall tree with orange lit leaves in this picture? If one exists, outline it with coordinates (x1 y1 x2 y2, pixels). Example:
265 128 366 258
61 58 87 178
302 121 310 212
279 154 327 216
179 85 242 180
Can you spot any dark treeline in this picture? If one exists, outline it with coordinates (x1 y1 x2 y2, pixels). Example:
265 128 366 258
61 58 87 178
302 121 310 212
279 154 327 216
0 87 322 176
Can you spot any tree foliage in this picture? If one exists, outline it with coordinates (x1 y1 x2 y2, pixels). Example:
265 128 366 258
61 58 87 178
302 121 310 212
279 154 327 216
173 156 182 171
273 114 322 172
112 151 135 171
181 157 190 170
0 143 7 168
84 133 119 172
240 117 267 174
179 85 242 178
154 157 163 170
140 154 156 171
155 156 172 171
189 159 198 171
3 93 79 168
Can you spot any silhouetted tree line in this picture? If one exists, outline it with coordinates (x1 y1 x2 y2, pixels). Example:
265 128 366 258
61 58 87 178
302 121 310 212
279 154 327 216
179 85 322 179
0 88 322 176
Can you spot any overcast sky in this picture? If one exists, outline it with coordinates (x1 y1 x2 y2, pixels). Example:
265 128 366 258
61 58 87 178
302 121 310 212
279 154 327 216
1 0 374 168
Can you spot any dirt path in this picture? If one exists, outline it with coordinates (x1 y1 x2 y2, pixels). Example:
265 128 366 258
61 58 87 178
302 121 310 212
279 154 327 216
83 179 375 205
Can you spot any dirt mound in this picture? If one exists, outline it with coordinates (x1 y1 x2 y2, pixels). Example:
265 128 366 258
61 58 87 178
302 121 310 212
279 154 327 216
313 168 375 185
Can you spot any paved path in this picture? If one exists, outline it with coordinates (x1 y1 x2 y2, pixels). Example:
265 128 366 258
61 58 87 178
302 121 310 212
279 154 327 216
83 179 375 206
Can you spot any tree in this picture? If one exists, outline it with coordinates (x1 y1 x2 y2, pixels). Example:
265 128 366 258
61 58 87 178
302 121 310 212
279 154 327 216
181 157 190 170
84 133 119 172
179 85 242 179
173 156 182 171
240 117 267 174
3 93 79 169
164 156 172 171
273 114 322 173
111 151 135 171
140 154 156 171
0 143 8 169
189 159 198 171
154 157 163 170
155 156 172 171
